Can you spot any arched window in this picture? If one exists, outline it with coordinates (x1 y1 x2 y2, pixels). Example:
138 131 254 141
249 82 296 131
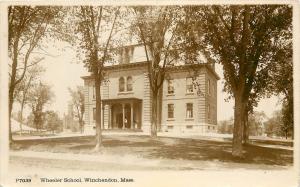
119 77 125 92
127 76 133 91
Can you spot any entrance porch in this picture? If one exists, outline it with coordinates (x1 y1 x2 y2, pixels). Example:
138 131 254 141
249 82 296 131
101 98 142 130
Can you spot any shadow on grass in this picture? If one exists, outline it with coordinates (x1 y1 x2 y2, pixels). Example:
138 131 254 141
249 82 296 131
11 135 293 166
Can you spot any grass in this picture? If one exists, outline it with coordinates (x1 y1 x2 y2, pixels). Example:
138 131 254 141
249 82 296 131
11 135 293 167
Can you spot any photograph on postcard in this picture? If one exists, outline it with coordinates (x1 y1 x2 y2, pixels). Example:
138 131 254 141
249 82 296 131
1 2 299 187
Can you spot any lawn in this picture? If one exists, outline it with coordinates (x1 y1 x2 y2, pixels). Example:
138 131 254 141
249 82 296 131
11 135 293 168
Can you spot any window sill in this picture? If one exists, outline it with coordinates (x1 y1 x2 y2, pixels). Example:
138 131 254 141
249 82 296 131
118 91 134 95
166 118 175 121
185 118 194 121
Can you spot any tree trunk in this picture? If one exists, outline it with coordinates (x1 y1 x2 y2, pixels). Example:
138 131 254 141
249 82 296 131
151 90 158 137
232 94 246 157
8 87 14 144
19 102 25 136
94 77 103 151
79 120 84 134
243 113 249 144
9 35 21 144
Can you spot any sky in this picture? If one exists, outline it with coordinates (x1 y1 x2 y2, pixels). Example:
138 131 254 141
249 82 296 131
39 41 282 121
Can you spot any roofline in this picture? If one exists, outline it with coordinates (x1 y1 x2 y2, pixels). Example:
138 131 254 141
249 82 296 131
81 61 148 80
101 43 143 51
81 62 220 80
166 63 220 80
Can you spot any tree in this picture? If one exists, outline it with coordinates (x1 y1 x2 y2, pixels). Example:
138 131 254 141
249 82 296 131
264 112 282 138
268 38 293 139
73 6 121 150
132 6 184 137
218 118 234 134
247 111 267 136
280 101 293 139
8 6 65 142
184 5 292 157
264 110 292 138
14 65 44 134
28 82 54 131
68 86 85 133
45 111 63 134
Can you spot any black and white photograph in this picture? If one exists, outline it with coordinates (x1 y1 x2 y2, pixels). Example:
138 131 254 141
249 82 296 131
0 1 299 187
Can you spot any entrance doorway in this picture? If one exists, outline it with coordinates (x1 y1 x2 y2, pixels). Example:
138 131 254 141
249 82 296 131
116 113 123 129
125 104 131 129
105 99 142 130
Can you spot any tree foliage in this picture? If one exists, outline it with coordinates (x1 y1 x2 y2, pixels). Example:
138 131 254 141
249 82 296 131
68 86 85 133
132 6 185 137
183 5 292 157
247 111 267 136
45 111 63 133
14 64 45 134
264 110 292 139
73 6 121 150
28 82 54 131
8 6 65 142
218 118 234 134
267 38 293 139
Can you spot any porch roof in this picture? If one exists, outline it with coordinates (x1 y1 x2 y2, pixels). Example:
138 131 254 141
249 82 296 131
102 97 142 104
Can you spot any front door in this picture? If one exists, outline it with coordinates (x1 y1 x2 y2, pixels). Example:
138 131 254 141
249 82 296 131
116 113 123 129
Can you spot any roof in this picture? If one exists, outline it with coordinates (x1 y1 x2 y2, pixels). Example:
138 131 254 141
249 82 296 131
81 62 220 80
81 61 149 80
166 63 220 80
102 98 142 104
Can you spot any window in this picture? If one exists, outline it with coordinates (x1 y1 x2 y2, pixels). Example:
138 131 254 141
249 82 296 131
119 77 125 92
207 104 211 120
207 79 211 95
186 103 193 118
186 77 193 93
93 108 96 121
167 79 174 94
168 104 174 118
127 76 133 91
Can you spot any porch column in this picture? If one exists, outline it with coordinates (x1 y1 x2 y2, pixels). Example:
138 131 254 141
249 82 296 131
122 103 125 129
130 102 134 129
108 105 112 129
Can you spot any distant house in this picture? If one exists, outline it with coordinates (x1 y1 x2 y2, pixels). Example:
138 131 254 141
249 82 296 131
11 118 36 134
82 44 219 134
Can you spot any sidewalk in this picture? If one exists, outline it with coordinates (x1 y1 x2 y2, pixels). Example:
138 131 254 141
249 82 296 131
13 130 233 140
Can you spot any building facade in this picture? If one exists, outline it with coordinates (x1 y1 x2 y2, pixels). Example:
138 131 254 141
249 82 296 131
82 45 219 134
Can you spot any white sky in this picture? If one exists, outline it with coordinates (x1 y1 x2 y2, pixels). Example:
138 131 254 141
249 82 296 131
38 41 281 121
